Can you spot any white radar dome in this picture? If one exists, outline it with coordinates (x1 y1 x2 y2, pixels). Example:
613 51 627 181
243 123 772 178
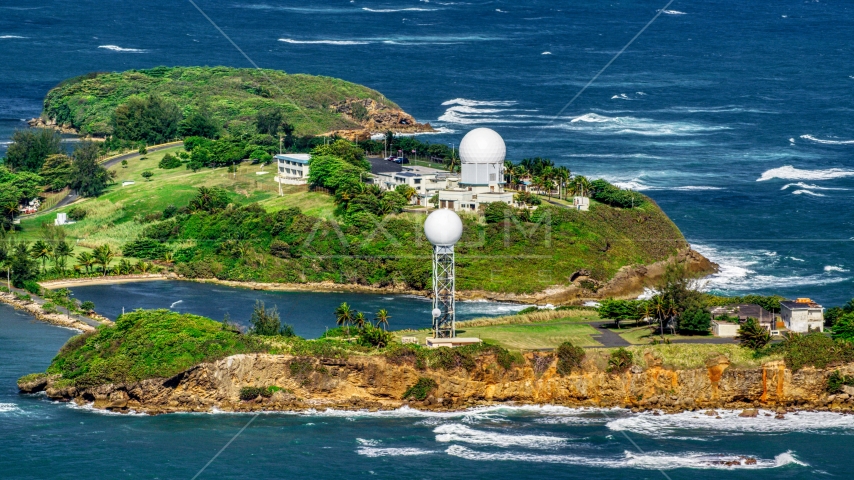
424 209 463 246
459 128 506 164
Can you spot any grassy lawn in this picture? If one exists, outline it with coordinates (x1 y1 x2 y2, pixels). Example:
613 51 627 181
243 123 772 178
614 325 715 345
17 146 335 251
394 321 603 351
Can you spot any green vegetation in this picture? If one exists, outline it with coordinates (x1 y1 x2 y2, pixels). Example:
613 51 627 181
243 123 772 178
827 370 854 394
43 66 399 138
736 318 771 350
249 300 295 337
46 310 268 388
555 341 585 375
771 332 854 371
403 377 437 401
3 129 62 172
239 385 283 401
607 347 633 373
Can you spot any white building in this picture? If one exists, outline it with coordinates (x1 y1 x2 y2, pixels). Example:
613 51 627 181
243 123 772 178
275 153 311 185
711 320 739 338
374 165 458 206
438 128 514 211
780 298 824 333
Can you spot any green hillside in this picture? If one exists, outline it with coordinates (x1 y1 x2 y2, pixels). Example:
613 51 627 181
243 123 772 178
42 66 399 137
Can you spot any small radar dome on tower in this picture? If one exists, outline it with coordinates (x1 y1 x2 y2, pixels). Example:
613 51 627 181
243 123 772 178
424 209 463 246
459 127 506 164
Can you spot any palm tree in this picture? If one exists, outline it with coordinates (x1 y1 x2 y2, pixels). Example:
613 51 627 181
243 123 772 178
375 309 391 330
354 311 367 330
92 244 115 276
30 240 52 273
76 251 95 274
447 156 460 174
556 166 571 200
639 302 653 328
335 302 354 337
53 241 74 274
652 295 667 336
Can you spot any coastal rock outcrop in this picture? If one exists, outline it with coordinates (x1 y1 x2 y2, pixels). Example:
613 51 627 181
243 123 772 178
25 352 850 415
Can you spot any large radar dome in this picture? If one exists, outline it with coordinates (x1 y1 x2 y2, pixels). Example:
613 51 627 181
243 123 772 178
459 128 506 164
424 209 463 246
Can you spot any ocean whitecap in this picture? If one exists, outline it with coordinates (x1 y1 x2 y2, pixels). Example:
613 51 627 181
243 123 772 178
800 134 854 145
825 265 850 273
362 7 437 12
98 45 147 53
434 423 568 448
757 165 854 181
781 182 849 191
791 189 825 197
661 10 687 15
0 35 27 39
279 38 369 45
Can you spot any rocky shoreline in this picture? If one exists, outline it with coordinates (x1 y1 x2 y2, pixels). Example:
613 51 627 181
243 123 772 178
0 290 101 332
20 350 849 416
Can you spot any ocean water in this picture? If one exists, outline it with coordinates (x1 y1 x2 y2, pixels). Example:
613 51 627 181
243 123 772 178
2 301 854 478
1 0 852 304
2 4 854 474
67 280 528 337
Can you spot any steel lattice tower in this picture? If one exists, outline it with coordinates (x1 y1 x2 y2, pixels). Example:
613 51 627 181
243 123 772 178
432 245 456 338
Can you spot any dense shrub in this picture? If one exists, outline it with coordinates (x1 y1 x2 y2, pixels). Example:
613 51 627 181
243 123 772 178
357 324 393 348
779 332 854 371
827 370 854 394
678 308 711 335
121 238 171 260
158 153 182 169
239 386 262 401
736 318 771 350
555 341 585 375
67 207 88 221
22 280 42 295
403 377 437 401
607 348 633 373
589 179 646 209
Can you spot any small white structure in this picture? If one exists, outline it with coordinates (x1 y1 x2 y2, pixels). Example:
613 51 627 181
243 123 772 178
712 320 739 338
572 196 590 211
426 337 482 348
374 165 458 206
438 128 514 211
54 212 75 226
781 298 824 333
275 153 311 185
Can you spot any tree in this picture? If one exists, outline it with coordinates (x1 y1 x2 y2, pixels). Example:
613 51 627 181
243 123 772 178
158 153 182 169
484 202 513 224
375 309 390 330
9 242 38 288
69 142 112 197
394 184 417 202
311 140 370 170
30 240 53 273
53 240 74 273
39 154 73 191
80 300 95 313
598 298 645 329
0 183 22 232
335 302 354 337
378 190 407 215
76 251 95 274
121 159 128 168
112 94 182 144
249 300 285 336
832 313 854 341
188 186 229 212
141 171 154 181
678 308 711 335
353 311 367 330
736 317 771 350
5 128 63 172
92 244 115 276
178 107 219 138
255 107 284 136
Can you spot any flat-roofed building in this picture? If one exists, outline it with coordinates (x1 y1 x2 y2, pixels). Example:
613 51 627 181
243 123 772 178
437 128 515 211
780 298 824 333
275 153 311 185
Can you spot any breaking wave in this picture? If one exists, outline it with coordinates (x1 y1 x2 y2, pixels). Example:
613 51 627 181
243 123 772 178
800 134 854 145
790 189 825 197
279 38 369 45
781 182 849 191
661 9 687 15
434 424 567 448
557 113 728 136
0 35 27 39
757 165 854 181
825 265 850 273
98 45 147 53
445 445 806 470
0 403 22 414
692 244 852 292
362 7 438 12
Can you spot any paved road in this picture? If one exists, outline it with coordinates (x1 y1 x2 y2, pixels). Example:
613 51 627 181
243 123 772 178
368 156 402 175
589 321 631 347
101 141 183 169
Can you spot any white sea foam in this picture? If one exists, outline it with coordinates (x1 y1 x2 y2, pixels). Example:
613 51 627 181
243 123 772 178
781 182 849 191
170 300 183 308
362 7 437 12
556 112 728 136
434 424 567 448
541 51 552 55
445 445 805 470
279 38 369 45
791 189 825 197
693 244 851 292
757 165 854 181
790 257 805 262
609 178 722 192
98 45 147 53
608 409 854 437
800 134 854 145
357 446 436 457
0 403 21 413
825 265 850 273
441 98 517 107
661 9 687 15
0 35 27 39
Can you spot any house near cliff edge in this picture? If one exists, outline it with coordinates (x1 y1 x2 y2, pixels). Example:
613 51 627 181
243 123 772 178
780 298 824 333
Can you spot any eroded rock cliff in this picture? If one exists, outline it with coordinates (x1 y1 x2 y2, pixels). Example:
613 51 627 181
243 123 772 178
24 351 851 415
